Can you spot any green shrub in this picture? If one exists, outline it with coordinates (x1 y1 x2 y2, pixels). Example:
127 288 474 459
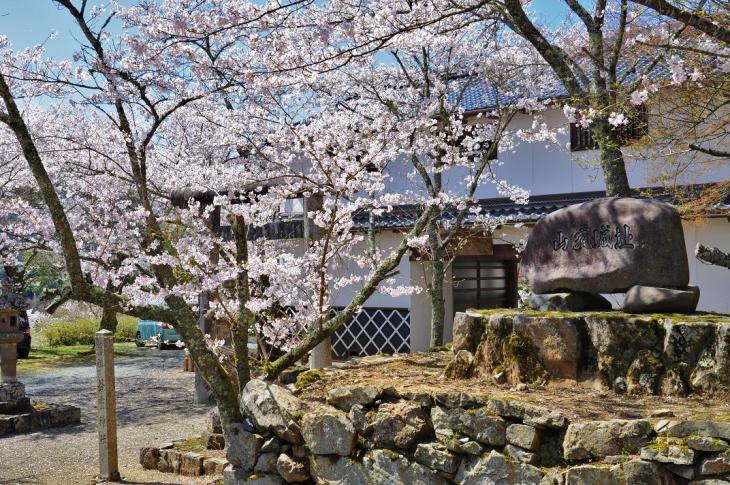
39 315 139 346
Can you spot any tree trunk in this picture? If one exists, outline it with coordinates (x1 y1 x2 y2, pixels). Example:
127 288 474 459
594 120 632 197
428 223 446 348
695 243 730 269
99 305 118 333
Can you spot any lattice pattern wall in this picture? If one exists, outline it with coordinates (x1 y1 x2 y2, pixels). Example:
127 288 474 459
331 307 410 357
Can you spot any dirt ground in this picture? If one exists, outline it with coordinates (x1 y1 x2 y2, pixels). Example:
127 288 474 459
298 351 730 422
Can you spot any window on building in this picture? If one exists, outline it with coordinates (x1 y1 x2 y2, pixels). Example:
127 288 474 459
570 106 648 152
452 257 517 313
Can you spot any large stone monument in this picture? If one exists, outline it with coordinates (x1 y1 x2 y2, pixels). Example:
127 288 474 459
519 197 698 312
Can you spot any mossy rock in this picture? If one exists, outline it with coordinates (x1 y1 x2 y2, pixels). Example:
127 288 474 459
501 331 549 385
626 349 664 395
295 369 325 390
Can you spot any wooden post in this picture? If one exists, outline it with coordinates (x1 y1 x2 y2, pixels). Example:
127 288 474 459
304 194 333 369
95 329 120 481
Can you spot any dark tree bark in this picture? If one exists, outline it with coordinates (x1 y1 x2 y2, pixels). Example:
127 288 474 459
696 243 730 269
631 0 730 44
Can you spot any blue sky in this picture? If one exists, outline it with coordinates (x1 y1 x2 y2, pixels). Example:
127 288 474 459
0 0 568 58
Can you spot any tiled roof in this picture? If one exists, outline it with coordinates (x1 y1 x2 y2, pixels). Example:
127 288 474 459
233 184 728 241
451 58 671 112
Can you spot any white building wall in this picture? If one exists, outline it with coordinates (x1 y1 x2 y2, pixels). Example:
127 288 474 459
329 231 412 309
382 106 730 198
683 217 730 312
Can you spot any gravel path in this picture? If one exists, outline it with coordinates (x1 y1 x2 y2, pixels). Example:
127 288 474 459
0 347 215 484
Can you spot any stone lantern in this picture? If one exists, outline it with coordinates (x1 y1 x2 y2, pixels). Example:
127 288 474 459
0 308 25 403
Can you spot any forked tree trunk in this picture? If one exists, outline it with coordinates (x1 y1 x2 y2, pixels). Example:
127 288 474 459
594 120 632 198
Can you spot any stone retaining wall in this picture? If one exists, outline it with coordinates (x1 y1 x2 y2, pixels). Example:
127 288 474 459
218 379 730 484
450 311 730 395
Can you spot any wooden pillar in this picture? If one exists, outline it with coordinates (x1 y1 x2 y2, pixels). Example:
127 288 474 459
95 330 120 481
304 194 332 369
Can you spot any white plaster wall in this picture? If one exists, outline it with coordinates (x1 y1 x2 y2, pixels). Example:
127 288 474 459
329 231 413 309
682 217 730 312
409 261 454 352
381 106 730 199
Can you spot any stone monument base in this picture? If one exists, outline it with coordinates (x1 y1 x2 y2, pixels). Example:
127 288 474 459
0 402 81 437
451 310 729 396
0 381 80 437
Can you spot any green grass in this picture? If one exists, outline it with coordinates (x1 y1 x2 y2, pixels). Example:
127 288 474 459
37 315 139 346
17 342 144 373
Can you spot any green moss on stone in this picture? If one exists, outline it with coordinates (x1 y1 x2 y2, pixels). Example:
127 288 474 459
295 369 325 390
470 308 730 324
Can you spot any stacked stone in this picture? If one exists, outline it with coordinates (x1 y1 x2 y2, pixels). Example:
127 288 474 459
220 380 573 484
448 311 730 396
142 380 730 484
139 409 229 477
557 419 730 484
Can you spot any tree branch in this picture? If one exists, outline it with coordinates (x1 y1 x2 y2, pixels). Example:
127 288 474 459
695 243 730 269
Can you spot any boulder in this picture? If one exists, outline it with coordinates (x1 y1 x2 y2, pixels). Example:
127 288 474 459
486 399 568 429
687 436 729 452
564 465 620 485
699 450 730 475
507 423 541 450
455 450 543 485
584 316 664 386
309 455 369 485
432 391 484 409
443 350 474 379
655 420 730 441
563 419 654 460
431 405 506 446
139 447 160 470
504 444 538 465
623 285 700 313
276 453 309 483
691 323 730 392
611 459 676 485
663 321 716 369
225 423 263 470
348 404 374 436
370 401 432 451
452 312 485 353
365 449 449 485
640 440 697 465
326 386 380 412
254 452 279 473
519 197 689 294
413 443 460 474
527 292 612 312
512 316 581 380
301 406 356 456
626 350 664 395
203 457 229 475
240 379 305 444
158 449 181 473
223 465 284 485
179 452 204 476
